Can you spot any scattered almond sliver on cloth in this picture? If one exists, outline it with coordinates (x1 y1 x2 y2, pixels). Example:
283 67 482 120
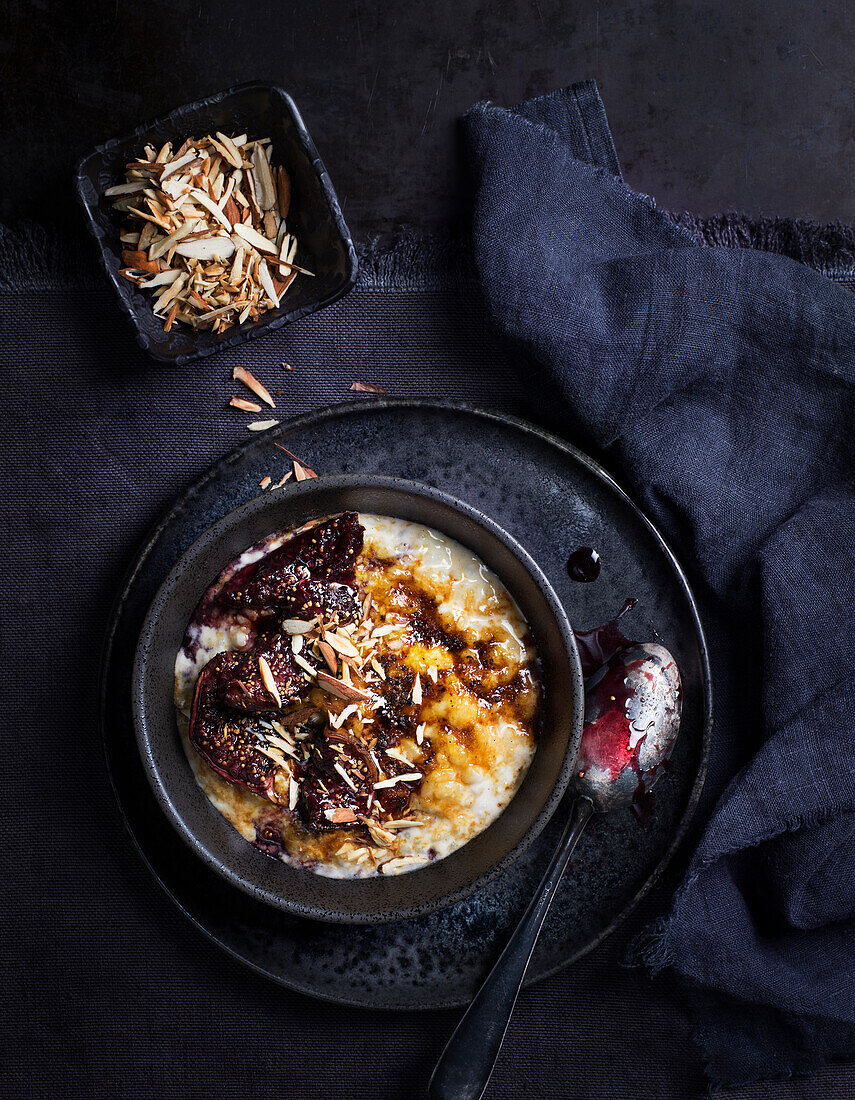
107 133 313 333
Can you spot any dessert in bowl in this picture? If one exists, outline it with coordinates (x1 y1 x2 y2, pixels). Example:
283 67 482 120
134 477 584 922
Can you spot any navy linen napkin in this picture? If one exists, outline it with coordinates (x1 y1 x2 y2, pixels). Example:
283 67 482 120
463 82 855 1085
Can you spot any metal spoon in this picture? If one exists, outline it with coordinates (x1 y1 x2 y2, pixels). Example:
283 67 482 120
428 643 682 1100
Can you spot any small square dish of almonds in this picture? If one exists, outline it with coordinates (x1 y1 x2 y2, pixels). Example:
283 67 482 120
75 83 357 364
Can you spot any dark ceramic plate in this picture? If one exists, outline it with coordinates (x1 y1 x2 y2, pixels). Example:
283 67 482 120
133 476 584 923
74 82 358 364
100 400 711 1010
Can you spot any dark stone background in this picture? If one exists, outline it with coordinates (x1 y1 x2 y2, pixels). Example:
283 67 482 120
3 2 854 1098
3 0 854 236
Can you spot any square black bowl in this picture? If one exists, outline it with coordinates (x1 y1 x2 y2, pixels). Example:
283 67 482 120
74 82 358 365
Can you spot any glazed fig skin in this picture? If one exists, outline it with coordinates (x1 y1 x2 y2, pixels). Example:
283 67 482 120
219 510 363 621
187 513 369 815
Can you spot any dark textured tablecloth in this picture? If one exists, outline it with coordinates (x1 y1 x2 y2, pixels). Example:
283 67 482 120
2 224 853 1098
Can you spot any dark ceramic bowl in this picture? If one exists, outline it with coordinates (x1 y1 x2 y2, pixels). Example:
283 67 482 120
74 82 357 364
132 476 584 923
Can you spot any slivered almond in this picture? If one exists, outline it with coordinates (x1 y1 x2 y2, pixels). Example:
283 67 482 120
252 144 277 210
230 395 262 412
317 673 373 703
259 476 272 489
294 652 318 678
258 746 288 768
189 188 233 230
373 773 423 790
213 131 244 168
317 640 339 674
280 617 317 635
326 632 360 659
326 807 358 824
105 181 147 197
289 775 299 810
257 257 279 306
371 623 404 638
121 249 159 273
349 382 388 394
163 301 180 332
247 419 280 431
412 672 422 705
272 441 316 475
333 761 357 791
276 166 291 218
364 820 397 846
233 365 275 408
223 195 241 227
258 655 281 707
232 220 278 254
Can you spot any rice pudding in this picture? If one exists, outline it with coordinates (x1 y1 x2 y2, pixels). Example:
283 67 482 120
174 511 542 877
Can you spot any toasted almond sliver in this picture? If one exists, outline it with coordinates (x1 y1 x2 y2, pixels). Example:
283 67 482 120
316 672 372 703
247 419 280 431
259 476 272 489
333 761 357 791
252 144 277 210
149 219 200 259
412 672 423 705
280 617 317 635
258 655 282 708
214 131 245 168
258 746 287 768
232 221 278 254
326 807 358 824
373 773 423 790
186 187 232 230
174 236 236 262
159 149 199 179
233 365 275 408
139 270 183 289
289 776 299 811
153 273 187 311
371 623 404 638
127 206 172 230
106 181 147 197
350 381 388 394
230 396 262 412
317 639 338 674
294 652 318 678
257 257 279 306
326 632 360 660
272 470 293 489
163 300 180 332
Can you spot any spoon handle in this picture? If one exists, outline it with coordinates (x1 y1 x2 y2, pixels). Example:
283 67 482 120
427 796 595 1100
